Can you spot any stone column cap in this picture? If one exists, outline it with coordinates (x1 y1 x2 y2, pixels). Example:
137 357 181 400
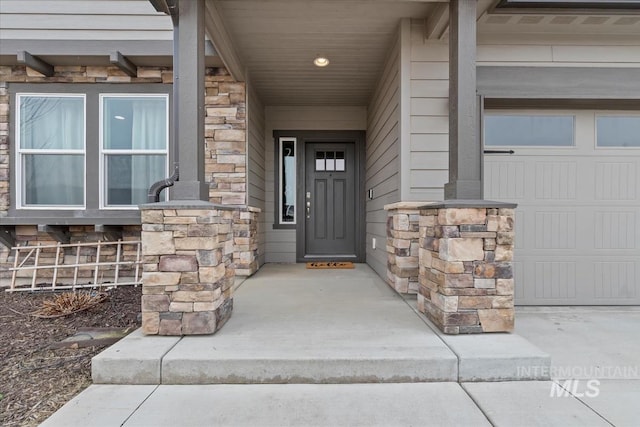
139 200 237 211
421 200 518 209
384 201 431 211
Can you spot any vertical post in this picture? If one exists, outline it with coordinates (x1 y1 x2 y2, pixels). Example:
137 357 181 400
171 0 208 200
444 0 482 200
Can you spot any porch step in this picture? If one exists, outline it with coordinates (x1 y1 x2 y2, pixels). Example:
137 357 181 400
92 264 549 385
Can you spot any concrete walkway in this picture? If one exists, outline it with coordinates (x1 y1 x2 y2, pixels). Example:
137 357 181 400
40 264 640 426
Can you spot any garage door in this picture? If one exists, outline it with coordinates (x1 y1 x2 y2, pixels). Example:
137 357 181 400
484 110 640 305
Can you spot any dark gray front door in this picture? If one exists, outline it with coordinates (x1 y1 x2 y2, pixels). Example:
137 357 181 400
305 142 356 258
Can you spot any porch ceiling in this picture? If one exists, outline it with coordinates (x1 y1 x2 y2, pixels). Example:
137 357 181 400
213 0 441 106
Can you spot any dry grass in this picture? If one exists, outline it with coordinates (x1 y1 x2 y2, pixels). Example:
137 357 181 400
33 291 108 318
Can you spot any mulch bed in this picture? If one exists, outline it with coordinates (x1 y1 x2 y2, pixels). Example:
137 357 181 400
0 286 141 427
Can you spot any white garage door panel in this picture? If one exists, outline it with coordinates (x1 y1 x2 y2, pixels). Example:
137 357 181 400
484 111 640 305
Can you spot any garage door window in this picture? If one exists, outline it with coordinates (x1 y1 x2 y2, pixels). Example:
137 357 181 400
596 116 640 148
485 115 574 147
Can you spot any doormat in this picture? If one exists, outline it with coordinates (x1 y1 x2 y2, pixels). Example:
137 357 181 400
306 261 355 269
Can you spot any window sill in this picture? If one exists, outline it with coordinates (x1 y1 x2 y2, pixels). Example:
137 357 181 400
2 211 141 225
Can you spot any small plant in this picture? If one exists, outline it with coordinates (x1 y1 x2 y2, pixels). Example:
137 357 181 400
33 291 108 318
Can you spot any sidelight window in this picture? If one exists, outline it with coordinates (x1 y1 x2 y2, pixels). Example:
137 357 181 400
279 137 296 224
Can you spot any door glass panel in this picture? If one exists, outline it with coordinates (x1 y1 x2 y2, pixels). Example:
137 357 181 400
335 151 345 171
597 116 640 147
485 115 575 147
325 151 335 171
315 151 325 171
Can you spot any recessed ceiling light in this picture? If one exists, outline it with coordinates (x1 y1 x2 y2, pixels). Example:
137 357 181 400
114 115 126 120
313 56 330 67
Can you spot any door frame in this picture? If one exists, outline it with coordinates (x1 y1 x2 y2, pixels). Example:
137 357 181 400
273 130 366 263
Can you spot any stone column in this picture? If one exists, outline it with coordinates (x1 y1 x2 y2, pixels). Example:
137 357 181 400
140 201 234 335
418 201 516 334
384 202 423 294
232 206 261 276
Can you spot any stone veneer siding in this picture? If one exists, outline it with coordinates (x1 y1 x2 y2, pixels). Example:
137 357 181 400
384 202 423 294
418 203 516 334
140 204 234 335
0 65 261 281
233 207 260 276
6 225 142 286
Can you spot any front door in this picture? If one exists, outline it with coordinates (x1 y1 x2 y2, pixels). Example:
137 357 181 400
304 142 357 260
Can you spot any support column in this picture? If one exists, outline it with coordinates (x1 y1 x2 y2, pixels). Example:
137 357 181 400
171 0 208 200
418 201 516 334
140 202 235 335
444 0 482 200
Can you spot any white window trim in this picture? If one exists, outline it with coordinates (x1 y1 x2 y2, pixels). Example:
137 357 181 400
594 111 640 150
15 93 87 210
99 93 170 210
484 110 577 150
278 137 296 225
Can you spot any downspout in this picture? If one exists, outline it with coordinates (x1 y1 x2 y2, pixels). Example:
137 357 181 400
148 1 180 202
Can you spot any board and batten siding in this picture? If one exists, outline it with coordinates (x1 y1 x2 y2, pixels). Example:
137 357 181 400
365 24 402 278
247 85 266 266
0 0 172 40
408 21 450 202
264 106 367 263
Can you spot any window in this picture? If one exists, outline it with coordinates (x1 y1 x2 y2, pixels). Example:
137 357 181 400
16 94 86 208
13 86 170 212
485 115 575 147
101 95 169 208
596 116 640 148
315 150 345 171
279 137 296 224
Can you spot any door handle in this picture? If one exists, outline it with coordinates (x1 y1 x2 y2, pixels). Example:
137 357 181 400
306 201 311 219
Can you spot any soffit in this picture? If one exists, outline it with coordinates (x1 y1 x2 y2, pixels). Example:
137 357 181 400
479 6 640 34
214 0 439 106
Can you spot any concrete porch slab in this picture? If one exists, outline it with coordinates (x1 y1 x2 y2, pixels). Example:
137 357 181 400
161 264 457 383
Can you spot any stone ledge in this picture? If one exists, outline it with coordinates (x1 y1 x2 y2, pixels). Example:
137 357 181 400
421 200 518 210
140 200 237 211
385 201 437 211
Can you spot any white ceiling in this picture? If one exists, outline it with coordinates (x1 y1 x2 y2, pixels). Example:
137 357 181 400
215 0 440 106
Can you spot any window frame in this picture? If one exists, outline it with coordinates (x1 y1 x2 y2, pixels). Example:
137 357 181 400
8 83 172 222
277 136 297 227
99 93 170 209
15 93 87 210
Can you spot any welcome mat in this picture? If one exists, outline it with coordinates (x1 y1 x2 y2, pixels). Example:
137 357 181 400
306 261 355 269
